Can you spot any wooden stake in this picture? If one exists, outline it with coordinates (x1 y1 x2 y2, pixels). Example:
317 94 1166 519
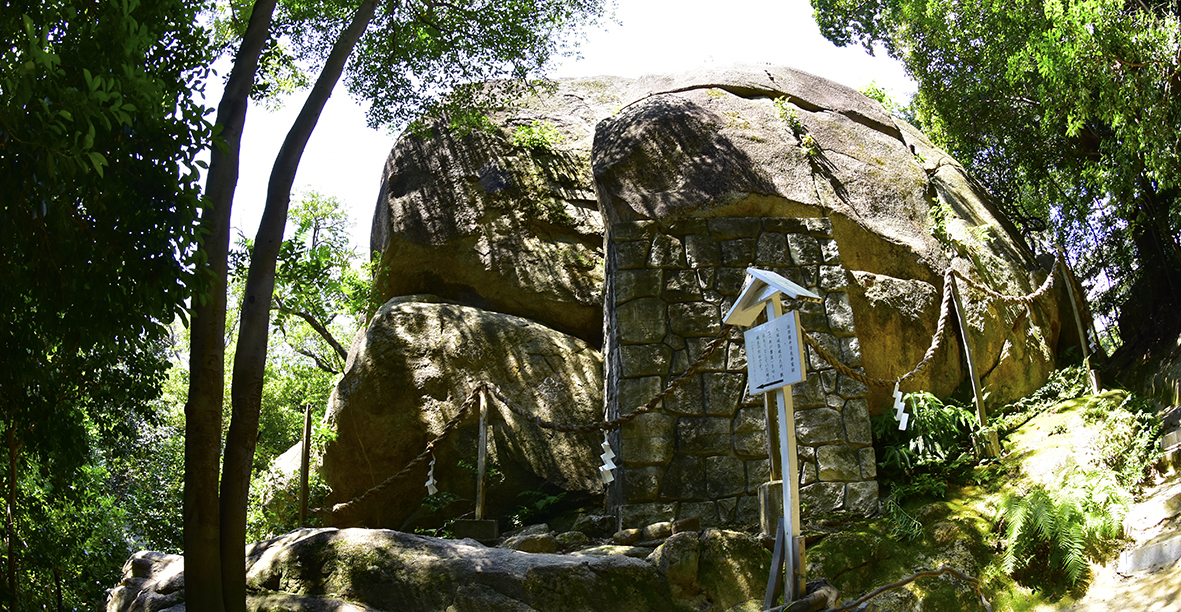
764 297 804 603
1058 249 1102 394
476 388 488 521
950 276 987 427
950 276 999 457
299 404 311 527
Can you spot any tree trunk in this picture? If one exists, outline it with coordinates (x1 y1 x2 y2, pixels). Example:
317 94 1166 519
184 2 278 611
7 424 17 610
219 1 380 610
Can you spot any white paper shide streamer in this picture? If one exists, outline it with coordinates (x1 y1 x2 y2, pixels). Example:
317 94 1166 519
599 433 616 485
425 452 438 495
893 381 909 431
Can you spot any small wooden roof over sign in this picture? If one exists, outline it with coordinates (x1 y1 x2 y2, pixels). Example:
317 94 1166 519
723 267 822 328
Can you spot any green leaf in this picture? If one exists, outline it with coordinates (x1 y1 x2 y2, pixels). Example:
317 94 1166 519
88 151 106 178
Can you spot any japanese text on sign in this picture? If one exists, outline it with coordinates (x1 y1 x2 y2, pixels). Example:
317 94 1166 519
744 311 804 394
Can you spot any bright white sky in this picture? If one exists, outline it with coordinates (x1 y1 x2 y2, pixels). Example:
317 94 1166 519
220 0 915 253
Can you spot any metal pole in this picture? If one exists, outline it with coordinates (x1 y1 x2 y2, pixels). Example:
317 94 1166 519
476 388 488 521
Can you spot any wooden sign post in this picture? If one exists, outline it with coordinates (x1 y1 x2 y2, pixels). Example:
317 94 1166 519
724 268 820 607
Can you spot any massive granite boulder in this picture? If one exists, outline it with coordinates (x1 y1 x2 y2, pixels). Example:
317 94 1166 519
108 528 772 612
320 296 604 530
592 64 1066 410
369 78 633 346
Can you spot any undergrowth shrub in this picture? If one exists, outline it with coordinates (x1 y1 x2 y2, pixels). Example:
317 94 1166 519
873 392 977 503
997 469 1129 587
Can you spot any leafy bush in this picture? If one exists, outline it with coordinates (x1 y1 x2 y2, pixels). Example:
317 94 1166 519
512 120 564 150
875 392 975 474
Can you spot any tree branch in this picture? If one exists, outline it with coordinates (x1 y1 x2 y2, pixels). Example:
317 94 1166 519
273 296 348 362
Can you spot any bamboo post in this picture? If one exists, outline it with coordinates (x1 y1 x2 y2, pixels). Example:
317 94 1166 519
299 404 311 526
476 387 488 521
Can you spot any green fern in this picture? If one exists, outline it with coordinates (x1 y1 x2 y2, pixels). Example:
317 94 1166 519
997 469 1129 586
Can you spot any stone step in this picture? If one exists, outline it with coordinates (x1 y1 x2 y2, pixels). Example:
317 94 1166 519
1157 427 1181 475
1118 533 1181 575
1160 428 1181 454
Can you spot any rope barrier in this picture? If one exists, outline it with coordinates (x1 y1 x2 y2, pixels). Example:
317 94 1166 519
320 381 491 517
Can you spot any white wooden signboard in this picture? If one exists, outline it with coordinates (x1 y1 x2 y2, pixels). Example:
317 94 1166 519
744 312 805 394
723 268 819 607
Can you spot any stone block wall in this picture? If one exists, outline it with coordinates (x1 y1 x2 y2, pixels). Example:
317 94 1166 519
603 216 878 529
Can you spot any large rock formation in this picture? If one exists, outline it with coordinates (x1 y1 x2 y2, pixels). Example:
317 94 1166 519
331 64 1073 532
592 64 1066 411
370 78 633 346
320 296 604 529
108 528 772 612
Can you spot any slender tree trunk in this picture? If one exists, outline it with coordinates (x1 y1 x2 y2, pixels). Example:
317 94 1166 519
184 2 278 611
219 1 379 610
7 424 17 610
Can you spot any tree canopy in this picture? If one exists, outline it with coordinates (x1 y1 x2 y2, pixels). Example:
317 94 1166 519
0 0 212 606
811 0 1181 360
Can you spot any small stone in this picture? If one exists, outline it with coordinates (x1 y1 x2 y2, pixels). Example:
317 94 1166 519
762 218 810 234
620 412 675 464
613 221 657 241
715 268 747 295
501 533 560 554
618 376 662 414
844 481 879 516
572 514 616 539
673 516 702 533
721 238 757 267
800 482 845 515
613 528 643 545
649 234 687 268
825 292 856 337
620 344 672 378
859 447 877 480
663 269 703 302
819 265 847 291
746 459 771 493
755 233 789 265
642 521 673 540
556 530 590 549
840 337 863 368
669 302 721 337
817 445 861 482
679 501 720 526
706 455 746 498
623 466 664 503
614 239 650 270
664 374 704 416
818 238 840 264
661 456 706 500
707 218 762 239
685 234 721 267
704 372 745 417
678 417 732 454
616 269 663 303
619 502 677 530
795 408 845 445
787 234 823 265
618 298 666 344
843 399 873 446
